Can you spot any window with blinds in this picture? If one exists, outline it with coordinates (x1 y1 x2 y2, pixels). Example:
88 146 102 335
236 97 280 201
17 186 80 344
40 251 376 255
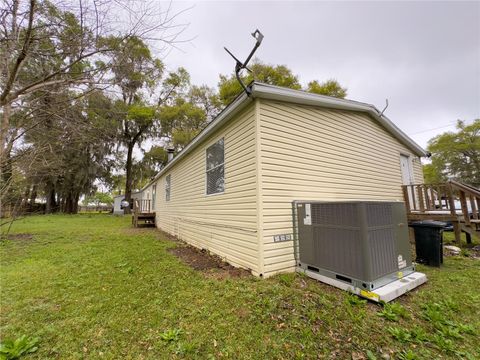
206 138 225 195
165 174 171 201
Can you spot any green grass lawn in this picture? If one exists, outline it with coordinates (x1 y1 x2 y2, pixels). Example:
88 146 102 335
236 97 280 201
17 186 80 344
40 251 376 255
1 215 479 359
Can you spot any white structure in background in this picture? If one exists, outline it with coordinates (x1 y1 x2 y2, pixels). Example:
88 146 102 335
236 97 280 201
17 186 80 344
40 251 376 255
113 191 142 215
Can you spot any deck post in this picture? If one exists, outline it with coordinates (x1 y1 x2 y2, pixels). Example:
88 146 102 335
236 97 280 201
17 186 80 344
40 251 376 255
459 190 471 227
447 183 461 243
410 185 417 210
471 196 478 220
452 223 462 244
418 185 425 212
465 231 472 244
438 185 446 209
423 185 431 210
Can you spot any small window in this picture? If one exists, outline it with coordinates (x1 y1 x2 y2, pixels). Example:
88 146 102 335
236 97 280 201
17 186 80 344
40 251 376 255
165 175 171 201
206 138 225 195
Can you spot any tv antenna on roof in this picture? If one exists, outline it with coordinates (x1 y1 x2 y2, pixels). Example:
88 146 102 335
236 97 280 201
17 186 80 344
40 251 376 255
224 29 264 96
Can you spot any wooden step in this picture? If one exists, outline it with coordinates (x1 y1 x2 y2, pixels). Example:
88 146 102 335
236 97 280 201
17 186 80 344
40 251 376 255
136 215 155 219
132 212 156 228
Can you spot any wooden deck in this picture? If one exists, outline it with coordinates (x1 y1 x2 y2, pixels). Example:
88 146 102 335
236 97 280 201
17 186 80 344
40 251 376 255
132 199 155 228
402 180 480 243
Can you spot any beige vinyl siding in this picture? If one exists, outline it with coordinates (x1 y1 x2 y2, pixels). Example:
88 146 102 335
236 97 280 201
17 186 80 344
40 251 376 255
153 104 260 274
412 158 424 184
258 100 424 277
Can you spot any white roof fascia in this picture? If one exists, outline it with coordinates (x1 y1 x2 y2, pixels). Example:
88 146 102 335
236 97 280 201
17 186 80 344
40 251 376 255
251 83 427 157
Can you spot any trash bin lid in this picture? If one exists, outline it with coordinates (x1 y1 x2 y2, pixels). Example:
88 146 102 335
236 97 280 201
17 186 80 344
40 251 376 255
409 220 447 228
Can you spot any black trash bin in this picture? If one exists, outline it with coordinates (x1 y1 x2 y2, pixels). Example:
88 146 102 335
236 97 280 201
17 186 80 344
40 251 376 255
409 220 446 267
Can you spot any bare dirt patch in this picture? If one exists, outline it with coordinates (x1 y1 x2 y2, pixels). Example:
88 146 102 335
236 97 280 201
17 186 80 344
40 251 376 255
468 245 480 259
168 244 251 279
124 226 250 278
3 233 34 242
157 230 180 242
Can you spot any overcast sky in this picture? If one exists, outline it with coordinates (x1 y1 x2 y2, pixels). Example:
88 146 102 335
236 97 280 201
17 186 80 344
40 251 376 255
155 0 479 149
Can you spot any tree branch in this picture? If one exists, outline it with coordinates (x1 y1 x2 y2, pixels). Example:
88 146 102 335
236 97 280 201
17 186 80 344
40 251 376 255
5 48 112 104
0 0 35 104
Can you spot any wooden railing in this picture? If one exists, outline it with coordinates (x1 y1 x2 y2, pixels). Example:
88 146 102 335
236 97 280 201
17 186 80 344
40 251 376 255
402 183 451 214
133 199 152 214
449 180 480 226
402 182 479 215
132 199 155 227
402 180 480 243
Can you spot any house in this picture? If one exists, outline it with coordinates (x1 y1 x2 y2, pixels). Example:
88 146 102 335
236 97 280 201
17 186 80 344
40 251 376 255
138 82 427 278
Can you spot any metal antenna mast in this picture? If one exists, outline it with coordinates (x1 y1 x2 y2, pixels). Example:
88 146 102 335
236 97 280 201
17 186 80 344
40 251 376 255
224 29 264 96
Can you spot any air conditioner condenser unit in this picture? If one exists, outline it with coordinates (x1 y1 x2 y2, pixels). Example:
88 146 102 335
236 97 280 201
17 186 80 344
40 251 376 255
293 201 427 302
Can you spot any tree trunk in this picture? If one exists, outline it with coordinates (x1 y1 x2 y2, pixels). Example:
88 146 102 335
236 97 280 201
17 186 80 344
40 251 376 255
124 142 134 214
63 192 80 214
45 181 57 214
59 196 65 213
22 186 31 212
65 196 70 213
73 193 79 213
0 103 11 166
63 192 73 214
30 184 37 213
0 159 12 191
0 103 12 216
